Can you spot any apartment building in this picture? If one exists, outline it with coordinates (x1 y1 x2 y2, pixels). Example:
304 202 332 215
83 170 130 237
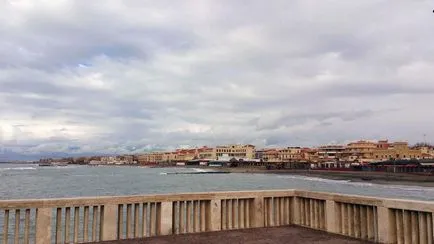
198 146 216 160
262 149 280 162
215 144 255 159
137 152 164 164
373 141 424 160
344 140 377 162
317 145 345 161
278 147 303 161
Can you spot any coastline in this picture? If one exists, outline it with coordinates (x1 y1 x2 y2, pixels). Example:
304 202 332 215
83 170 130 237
213 167 434 187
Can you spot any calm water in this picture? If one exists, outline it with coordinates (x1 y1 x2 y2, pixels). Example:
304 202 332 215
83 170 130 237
1 163 434 201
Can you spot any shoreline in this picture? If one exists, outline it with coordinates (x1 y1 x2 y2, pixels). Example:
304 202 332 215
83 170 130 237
212 167 434 187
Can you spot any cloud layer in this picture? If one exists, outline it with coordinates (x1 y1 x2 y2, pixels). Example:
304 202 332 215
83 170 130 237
1 0 434 159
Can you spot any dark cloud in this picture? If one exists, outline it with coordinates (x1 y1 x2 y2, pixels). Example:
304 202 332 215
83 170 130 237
0 0 434 159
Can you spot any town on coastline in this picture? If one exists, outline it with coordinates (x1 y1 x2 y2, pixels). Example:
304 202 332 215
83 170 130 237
37 139 434 173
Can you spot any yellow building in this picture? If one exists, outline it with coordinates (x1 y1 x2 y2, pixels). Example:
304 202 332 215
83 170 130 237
373 142 424 160
344 140 377 162
198 147 216 160
262 149 280 163
215 144 255 159
137 152 165 164
278 147 303 161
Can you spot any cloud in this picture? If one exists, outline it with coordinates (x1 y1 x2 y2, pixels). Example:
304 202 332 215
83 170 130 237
1 0 434 159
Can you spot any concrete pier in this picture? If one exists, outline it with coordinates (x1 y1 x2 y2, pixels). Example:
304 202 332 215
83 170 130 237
1 190 433 243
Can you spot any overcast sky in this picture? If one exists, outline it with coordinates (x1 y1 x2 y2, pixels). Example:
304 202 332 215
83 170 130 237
1 0 434 159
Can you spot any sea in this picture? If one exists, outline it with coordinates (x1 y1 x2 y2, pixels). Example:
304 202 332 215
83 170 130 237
1 163 434 201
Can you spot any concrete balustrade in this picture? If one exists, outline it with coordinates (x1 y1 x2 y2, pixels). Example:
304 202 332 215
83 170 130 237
1 190 433 244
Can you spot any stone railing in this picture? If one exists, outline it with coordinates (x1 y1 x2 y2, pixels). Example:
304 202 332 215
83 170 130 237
0 190 433 244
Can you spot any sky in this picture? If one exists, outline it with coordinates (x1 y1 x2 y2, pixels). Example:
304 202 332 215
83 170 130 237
1 0 434 160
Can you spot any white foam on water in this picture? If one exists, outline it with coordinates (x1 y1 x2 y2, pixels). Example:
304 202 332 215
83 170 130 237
0 167 37 171
160 172 168 175
277 174 350 184
277 174 434 192
192 168 213 173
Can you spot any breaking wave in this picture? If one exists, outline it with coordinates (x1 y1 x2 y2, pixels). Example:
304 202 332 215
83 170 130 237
0 167 37 171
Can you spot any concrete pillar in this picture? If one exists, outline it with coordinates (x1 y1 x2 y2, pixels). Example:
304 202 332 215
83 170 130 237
325 200 338 234
35 208 52 244
159 202 173 235
292 197 300 225
253 197 264 228
377 206 396 244
101 204 118 241
209 200 221 231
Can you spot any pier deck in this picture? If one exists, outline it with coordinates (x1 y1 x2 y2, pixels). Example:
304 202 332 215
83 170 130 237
93 226 371 244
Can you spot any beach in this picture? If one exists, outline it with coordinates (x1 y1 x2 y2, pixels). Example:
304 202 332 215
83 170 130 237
218 167 434 187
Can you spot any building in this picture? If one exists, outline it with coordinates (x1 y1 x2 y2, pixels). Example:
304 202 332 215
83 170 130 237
137 152 164 164
317 145 345 162
373 141 424 161
198 146 216 160
174 149 198 162
278 147 303 161
344 140 377 163
262 149 280 163
215 144 255 159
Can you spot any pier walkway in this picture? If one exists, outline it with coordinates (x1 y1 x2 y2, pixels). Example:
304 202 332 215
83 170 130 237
94 226 371 244
1 190 433 244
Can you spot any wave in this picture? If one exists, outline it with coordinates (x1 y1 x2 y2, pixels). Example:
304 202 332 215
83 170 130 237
277 175 350 184
192 168 213 173
277 174 434 191
0 167 37 171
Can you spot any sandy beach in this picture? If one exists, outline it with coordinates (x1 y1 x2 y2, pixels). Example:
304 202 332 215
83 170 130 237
214 167 434 187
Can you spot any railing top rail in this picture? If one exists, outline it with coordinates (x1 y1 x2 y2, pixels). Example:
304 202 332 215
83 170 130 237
0 189 295 209
1 189 433 212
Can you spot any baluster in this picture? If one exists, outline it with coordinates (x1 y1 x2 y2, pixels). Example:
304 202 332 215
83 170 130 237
367 206 375 240
239 199 245 228
14 209 20 244
221 200 227 230
348 204 354 237
227 199 233 229
280 198 285 226
142 203 148 237
427 213 433 244
118 204 124 239
275 197 280 226
419 212 427 244
354 205 360 238
3 209 9 244
150 203 157 236
200 201 206 231
343 204 349 235
55 208 62 244
83 206 89 242
403 210 411 244
64 207 71 243
74 207 80 243
92 206 98 241
186 201 192 232
245 199 251 228
134 204 140 237
396 210 403 244
264 198 269 227
194 201 200 232
411 211 419 244
126 204 132 238
24 209 30 244
360 206 367 240
179 201 185 234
